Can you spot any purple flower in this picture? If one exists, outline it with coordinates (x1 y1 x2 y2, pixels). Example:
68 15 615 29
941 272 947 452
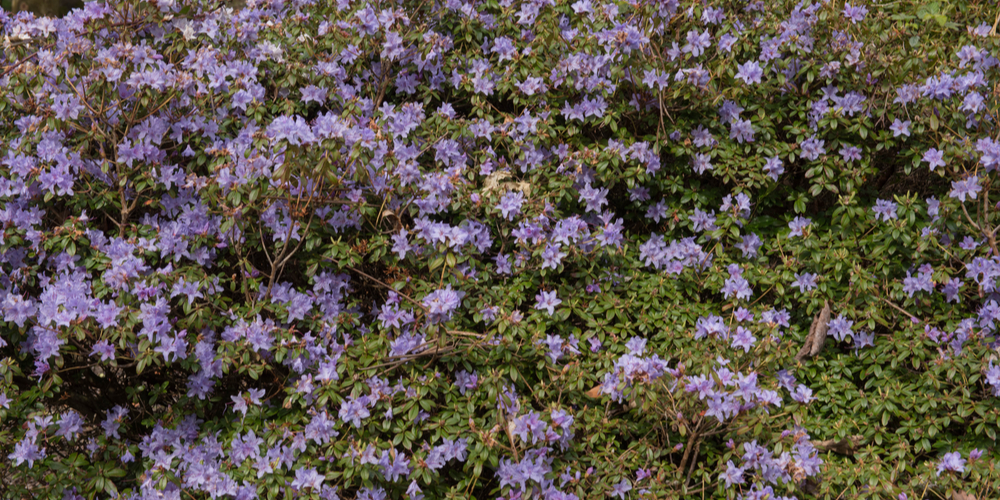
691 153 713 174
842 3 868 23
941 278 963 303
791 384 814 403
392 229 414 259
625 337 647 355
610 479 632 499
55 411 84 441
800 136 826 161
422 285 465 323
721 460 745 486
90 340 115 361
535 290 562 316
719 34 738 52
923 148 946 171
735 60 763 85
406 481 424 500
8 439 45 468
872 199 898 222
890 119 911 137
731 326 756 352
689 208 717 233
853 330 874 349
291 467 325 490
792 272 818 293
736 233 762 258
380 449 411 482
101 405 127 440
927 196 940 218
455 370 479 395
516 76 547 96
936 451 966 475
578 183 609 212
589 337 603 352
722 264 752 300
339 396 371 428
763 156 784 181
949 176 981 202
300 85 328 105
682 30 711 57
827 315 854 342
839 145 862 162
540 244 567 270
729 119 754 143
645 200 668 222
788 216 812 237
902 264 934 297
496 191 525 220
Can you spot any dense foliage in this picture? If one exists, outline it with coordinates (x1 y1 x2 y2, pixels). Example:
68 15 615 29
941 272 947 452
1 0 999 498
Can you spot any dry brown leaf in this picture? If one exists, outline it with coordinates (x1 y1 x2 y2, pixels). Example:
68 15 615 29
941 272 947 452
795 300 830 362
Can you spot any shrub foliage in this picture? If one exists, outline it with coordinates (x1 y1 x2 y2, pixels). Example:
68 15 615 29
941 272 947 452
1 0 999 499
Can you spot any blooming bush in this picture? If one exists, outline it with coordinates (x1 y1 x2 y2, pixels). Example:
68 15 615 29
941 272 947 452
1 0 999 499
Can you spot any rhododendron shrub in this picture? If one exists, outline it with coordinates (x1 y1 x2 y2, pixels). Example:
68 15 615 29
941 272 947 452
1 0 999 498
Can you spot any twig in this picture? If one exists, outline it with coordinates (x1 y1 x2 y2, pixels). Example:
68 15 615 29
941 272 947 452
881 297 919 323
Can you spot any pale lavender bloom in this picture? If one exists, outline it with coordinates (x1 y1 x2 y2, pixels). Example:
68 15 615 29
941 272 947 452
791 384 814 403
610 479 632 499
300 85 328 104
692 153 713 174
788 216 812 237
625 337 647 355
646 200 669 222
718 34 738 52
578 183 609 212
535 290 562 316
339 396 371 428
936 452 966 475
682 30 711 57
736 233 762 258
923 148 945 171
735 60 763 85
589 337 602 352
423 285 465 323
842 3 868 23
55 411 84 441
540 244 566 270
291 467 325 490
853 330 874 349
827 315 854 342
731 326 756 352
800 136 825 161
729 119 754 143
722 264 752 300
689 208 717 233
496 191 525 220
792 272 818 293
941 278 962 303
763 156 784 181
927 196 940 218
872 199 898 222
91 340 115 361
721 460 745 486
950 176 981 202
8 439 45 468
839 145 861 162
628 186 650 202
890 119 911 137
